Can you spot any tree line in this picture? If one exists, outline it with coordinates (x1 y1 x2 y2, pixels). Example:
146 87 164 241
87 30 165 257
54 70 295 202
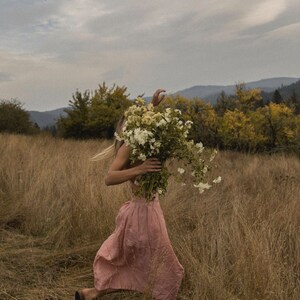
162 85 300 155
1 81 300 155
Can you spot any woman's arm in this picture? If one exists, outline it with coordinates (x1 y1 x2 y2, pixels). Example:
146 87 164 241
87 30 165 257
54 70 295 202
105 143 161 186
151 89 166 106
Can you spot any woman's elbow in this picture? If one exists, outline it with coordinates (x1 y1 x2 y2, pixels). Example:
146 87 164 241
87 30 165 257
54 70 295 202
104 172 112 186
104 176 111 186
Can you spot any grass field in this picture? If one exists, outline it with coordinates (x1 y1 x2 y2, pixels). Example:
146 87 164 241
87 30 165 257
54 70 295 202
0 133 299 300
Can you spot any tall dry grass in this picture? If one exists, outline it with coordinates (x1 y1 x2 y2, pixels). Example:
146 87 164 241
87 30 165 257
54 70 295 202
0 133 299 300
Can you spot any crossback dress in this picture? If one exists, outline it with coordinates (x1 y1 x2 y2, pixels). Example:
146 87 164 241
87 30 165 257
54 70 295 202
93 175 184 300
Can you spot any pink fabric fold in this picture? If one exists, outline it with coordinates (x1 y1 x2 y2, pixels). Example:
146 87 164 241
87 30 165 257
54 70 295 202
93 192 184 300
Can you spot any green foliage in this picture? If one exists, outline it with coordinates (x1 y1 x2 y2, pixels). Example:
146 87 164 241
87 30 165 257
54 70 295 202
214 91 236 116
285 90 300 114
188 99 219 146
0 99 38 134
56 80 300 155
88 83 131 138
157 95 218 147
57 82 132 139
42 124 58 137
57 90 91 139
163 84 300 155
272 89 283 104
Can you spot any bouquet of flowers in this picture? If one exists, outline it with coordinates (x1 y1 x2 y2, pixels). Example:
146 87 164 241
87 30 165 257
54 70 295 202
114 97 221 201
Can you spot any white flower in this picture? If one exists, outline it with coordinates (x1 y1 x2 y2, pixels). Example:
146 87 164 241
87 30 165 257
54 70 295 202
185 120 193 129
114 132 122 141
156 119 167 127
157 188 163 194
154 141 161 148
177 168 185 174
212 176 222 184
135 97 145 105
203 165 208 174
147 103 154 110
209 149 218 161
193 182 212 193
133 128 153 145
174 109 182 115
195 142 204 153
138 153 147 161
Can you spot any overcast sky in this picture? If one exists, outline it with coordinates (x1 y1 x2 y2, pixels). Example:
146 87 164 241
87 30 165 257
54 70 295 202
0 0 300 111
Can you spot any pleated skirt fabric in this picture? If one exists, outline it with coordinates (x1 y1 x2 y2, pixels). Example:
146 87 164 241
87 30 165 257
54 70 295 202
93 192 184 300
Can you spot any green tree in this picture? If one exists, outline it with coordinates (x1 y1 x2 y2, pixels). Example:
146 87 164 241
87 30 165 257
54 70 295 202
57 90 91 139
286 89 300 115
272 89 283 104
160 95 219 147
189 99 219 146
0 99 38 134
57 82 131 139
214 91 237 116
88 82 131 138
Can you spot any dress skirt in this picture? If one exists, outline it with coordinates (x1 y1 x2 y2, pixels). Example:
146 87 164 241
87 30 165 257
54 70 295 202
93 192 184 300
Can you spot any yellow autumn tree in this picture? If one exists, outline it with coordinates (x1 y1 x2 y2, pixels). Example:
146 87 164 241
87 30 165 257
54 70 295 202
160 95 192 115
189 99 218 146
247 110 269 151
254 103 298 150
235 83 263 112
159 95 218 146
218 108 257 151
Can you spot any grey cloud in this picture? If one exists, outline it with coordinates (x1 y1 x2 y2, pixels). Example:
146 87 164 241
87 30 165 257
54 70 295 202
0 0 61 33
0 0 299 110
102 66 126 82
240 3 300 37
0 72 12 82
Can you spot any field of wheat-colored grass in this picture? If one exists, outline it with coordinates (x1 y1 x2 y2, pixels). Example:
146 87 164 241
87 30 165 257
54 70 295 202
0 133 299 300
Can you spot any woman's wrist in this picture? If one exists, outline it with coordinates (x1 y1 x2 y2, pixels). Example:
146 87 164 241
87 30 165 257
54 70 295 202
132 164 145 176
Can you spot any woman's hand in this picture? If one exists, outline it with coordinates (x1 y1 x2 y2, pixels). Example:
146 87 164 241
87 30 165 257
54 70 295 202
137 158 162 175
152 89 166 107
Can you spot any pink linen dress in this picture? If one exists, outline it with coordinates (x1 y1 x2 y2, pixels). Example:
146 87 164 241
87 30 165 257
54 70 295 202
93 180 184 299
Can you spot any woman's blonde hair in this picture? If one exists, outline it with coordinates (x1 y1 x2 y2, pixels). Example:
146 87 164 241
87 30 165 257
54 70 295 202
90 114 126 161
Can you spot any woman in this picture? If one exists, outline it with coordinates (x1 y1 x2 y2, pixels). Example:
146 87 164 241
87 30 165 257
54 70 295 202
75 89 184 300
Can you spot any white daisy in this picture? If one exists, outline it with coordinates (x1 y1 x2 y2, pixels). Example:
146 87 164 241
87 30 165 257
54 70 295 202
177 168 185 174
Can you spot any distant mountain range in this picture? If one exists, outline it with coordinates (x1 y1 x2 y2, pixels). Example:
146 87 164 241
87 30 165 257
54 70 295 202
262 78 300 102
29 107 68 128
172 77 300 105
29 77 300 128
